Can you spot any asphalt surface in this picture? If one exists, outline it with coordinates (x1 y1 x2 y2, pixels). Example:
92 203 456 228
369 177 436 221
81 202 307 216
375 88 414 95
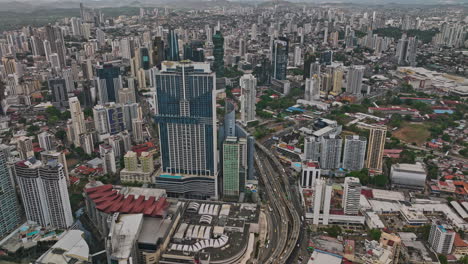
255 142 301 264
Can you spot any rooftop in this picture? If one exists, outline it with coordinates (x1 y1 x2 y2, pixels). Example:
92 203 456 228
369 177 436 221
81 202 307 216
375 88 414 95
36 230 89 264
84 184 168 217
109 214 144 260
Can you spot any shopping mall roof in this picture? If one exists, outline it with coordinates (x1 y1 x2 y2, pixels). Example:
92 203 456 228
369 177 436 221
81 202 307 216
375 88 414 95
85 184 168 217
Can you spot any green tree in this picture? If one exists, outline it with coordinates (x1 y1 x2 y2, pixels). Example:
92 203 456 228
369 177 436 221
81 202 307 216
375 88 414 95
374 174 388 188
426 162 439 179
388 114 403 128
369 229 382 240
84 108 93 118
458 254 468 264
420 224 432 240
61 110 71 120
459 148 468 158
413 102 433 115
324 225 342 238
55 130 67 141
399 149 416 164
348 169 370 185
48 115 59 125
441 134 450 141
27 125 40 133
438 254 448 264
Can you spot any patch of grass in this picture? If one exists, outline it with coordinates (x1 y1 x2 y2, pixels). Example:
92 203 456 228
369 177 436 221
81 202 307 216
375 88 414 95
393 122 431 146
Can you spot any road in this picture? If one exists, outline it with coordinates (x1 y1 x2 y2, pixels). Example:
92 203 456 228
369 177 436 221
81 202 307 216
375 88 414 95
255 142 301 264
404 143 468 163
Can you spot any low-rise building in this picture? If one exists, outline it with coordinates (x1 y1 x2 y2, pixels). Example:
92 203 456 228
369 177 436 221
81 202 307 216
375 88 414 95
36 230 90 264
390 163 427 190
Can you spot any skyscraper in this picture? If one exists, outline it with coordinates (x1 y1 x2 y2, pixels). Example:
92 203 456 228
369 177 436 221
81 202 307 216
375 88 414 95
96 64 122 104
396 34 417 66
272 37 289 80
38 131 55 151
132 118 144 143
183 41 205 62
320 50 333 65
428 221 455 254
40 150 70 185
320 135 342 170
332 67 344 94
301 160 321 188
365 125 387 173
304 136 321 161
224 101 236 139
151 36 165 68
69 97 86 147
212 31 224 77
15 159 73 229
346 66 364 95
223 137 247 199
139 47 150 70
154 62 218 199
312 179 333 226
304 75 321 101
17 136 34 160
118 87 136 104
48 78 69 108
166 30 180 61
294 45 302 66
343 177 361 215
93 103 125 136
0 150 21 238
39 160 74 228
99 144 116 174
240 74 257 125
342 135 367 171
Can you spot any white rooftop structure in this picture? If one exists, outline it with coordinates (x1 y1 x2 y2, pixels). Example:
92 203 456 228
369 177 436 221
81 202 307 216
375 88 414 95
169 235 229 253
390 163 426 189
371 189 405 201
36 230 90 264
412 202 468 230
198 203 220 216
368 200 401 214
107 214 144 261
450 201 468 219
307 249 342 264
365 211 385 229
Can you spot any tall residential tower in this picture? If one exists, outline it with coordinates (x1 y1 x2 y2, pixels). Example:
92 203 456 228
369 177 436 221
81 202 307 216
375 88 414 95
154 62 218 199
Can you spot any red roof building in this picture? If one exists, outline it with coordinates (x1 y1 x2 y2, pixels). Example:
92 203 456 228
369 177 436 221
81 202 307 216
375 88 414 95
84 184 169 218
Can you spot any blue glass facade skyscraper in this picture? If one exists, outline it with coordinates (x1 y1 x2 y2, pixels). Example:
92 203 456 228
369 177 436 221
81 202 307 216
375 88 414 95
96 64 122 104
0 149 21 238
165 30 180 61
154 62 218 199
272 37 289 80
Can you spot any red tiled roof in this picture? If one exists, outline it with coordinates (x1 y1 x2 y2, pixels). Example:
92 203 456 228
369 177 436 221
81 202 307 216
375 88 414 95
383 149 403 154
369 107 418 112
85 185 167 217
454 233 468 247
361 189 374 199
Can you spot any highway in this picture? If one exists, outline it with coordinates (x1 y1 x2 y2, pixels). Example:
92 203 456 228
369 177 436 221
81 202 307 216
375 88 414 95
255 142 301 264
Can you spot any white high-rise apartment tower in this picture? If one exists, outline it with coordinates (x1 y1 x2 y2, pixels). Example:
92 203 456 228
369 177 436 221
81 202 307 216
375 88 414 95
343 177 361 215
38 132 55 151
342 135 367 171
240 74 257 125
69 97 86 147
15 159 73 229
304 75 321 101
346 66 365 95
